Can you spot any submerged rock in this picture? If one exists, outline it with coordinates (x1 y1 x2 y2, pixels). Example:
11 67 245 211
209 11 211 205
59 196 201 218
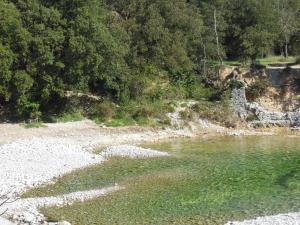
102 145 170 158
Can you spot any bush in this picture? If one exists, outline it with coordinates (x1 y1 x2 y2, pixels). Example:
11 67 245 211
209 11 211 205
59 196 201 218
89 100 117 120
23 122 45 128
169 69 214 100
101 118 136 127
51 112 83 123
246 79 270 101
191 100 239 128
25 102 41 121
166 85 188 100
228 80 245 89
149 88 166 101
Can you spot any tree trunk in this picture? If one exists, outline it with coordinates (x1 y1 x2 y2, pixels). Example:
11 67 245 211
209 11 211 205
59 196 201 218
285 37 289 58
214 8 223 67
200 36 207 77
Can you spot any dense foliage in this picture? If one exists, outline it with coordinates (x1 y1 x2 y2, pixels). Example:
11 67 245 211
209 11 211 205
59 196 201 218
1 0 300 121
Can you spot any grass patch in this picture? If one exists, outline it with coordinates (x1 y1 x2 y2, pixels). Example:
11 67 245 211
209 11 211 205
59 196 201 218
94 118 136 127
220 56 296 67
257 56 296 66
91 98 174 128
223 60 242 66
50 112 83 123
24 136 300 225
22 122 45 128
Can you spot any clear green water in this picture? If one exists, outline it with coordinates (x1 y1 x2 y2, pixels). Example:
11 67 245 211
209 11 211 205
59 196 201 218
36 136 300 225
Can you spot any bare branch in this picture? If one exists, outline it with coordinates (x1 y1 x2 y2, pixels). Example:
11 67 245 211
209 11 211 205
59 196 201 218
0 192 19 216
0 208 8 217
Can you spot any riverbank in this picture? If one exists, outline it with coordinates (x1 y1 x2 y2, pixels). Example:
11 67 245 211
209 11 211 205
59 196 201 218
0 118 270 196
0 120 297 224
0 118 275 145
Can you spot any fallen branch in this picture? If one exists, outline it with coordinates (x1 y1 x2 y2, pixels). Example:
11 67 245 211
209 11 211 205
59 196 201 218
0 192 19 216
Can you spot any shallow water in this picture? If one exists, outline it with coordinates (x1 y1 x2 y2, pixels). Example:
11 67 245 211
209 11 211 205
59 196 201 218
42 135 300 225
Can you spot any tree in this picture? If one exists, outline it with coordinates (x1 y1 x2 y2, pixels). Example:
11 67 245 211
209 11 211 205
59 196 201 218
195 0 227 64
0 0 31 113
214 7 223 66
106 0 204 73
224 0 278 62
276 0 300 57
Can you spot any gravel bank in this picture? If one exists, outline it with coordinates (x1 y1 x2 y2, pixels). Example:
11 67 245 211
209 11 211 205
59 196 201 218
0 138 169 196
226 212 300 225
0 133 170 224
0 137 103 195
6 186 123 225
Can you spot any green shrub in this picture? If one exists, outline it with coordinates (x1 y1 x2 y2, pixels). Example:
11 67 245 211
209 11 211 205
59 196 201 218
59 97 83 115
25 102 41 122
89 100 117 120
190 84 214 100
166 85 188 100
149 88 166 101
23 122 45 129
51 112 83 123
169 69 214 100
103 118 136 127
133 105 156 119
228 80 245 89
192 100 239 128
246 79 270 101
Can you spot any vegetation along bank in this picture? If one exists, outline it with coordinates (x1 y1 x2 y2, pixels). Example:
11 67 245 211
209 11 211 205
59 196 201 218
2 0 300 127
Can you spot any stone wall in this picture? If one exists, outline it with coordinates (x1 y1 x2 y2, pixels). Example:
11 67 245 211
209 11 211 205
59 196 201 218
231 88 300 127
231 88 248 120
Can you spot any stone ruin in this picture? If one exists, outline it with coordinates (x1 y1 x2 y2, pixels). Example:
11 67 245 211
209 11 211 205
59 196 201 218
231 87 300 127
